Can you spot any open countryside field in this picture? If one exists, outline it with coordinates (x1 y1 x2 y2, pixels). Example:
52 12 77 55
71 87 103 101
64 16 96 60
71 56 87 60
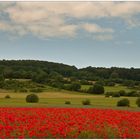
81 85 134 92
0 90 140 111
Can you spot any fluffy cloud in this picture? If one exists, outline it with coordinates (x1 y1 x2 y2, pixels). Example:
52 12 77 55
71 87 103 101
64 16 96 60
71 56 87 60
93 34 113 41
82 23 114 33
0 2 140 39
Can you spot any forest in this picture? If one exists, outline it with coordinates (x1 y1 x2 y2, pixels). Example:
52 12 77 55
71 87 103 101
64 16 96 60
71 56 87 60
0 60 139 95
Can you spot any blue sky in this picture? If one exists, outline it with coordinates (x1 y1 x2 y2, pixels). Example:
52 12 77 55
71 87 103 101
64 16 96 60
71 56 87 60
0 2 140 68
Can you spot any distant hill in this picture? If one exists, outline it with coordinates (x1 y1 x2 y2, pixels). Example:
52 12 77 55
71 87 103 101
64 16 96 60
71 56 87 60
0 60 140 81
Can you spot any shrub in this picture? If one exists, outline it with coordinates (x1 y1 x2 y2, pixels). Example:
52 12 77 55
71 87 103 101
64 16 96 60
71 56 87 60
5 95 10 99
126 91 137 97
19 88 28 93
106 82 115 86
26 94 39 103
95 81 105 86
88 84 104 94
136 97 140 107
118 90 126 96
117 98 130 107
65 101 71 105
105 92 113 97
112 92 120 97
69 82 81 91
29 88 43 93
82 99 91 105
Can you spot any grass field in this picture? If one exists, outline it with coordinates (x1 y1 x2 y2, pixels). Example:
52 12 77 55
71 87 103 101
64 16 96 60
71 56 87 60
0 90 139 111
81 85 134 92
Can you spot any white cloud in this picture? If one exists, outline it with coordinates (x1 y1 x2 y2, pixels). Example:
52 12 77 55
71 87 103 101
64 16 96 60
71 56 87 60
93 34 113 41
0 2 140 39
81 23 114 33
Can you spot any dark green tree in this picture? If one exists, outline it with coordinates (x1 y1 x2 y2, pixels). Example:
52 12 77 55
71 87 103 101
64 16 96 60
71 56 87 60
88 84 104 94
69 82 81 91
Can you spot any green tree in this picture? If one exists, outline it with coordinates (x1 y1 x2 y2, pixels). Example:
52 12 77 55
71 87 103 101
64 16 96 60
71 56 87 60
136 97 140 107
69 82 81 91
88 84 104 94
0 74 4 82
117 98 130 107
26 94 39 103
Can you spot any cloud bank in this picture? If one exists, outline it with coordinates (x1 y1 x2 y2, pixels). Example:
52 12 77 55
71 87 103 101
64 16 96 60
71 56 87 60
0 2 140 40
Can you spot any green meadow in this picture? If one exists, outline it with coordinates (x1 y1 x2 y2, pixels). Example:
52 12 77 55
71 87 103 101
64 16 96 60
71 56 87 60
0 88 139 111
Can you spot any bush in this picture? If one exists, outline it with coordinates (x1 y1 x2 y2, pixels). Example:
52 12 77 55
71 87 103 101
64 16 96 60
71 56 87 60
117 98 130 107
95 81 105 86
118 90 126 96
88 84 104 94
5 95 11 99
69 82 81 91
136 97 140 107
106 82 115 86
30 88 43 93
19 88 28 93
65 101 71 105
26 94 39 103
112 92 120 97
105 92 113 97
126 91 138 97
82 99 91 105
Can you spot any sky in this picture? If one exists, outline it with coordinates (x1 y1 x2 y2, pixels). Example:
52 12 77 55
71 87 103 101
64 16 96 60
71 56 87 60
0 2 140 68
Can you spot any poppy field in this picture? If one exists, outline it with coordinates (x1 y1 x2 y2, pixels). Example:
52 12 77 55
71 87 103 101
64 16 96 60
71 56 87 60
0 108 140 139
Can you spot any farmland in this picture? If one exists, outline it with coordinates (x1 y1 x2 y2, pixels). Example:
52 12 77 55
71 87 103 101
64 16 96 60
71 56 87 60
0 90 139 111
0 60 140 138
0 108 140 138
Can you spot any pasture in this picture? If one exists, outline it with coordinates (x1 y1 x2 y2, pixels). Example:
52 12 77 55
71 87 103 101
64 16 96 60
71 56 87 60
0 90 139 111
81 85 134 92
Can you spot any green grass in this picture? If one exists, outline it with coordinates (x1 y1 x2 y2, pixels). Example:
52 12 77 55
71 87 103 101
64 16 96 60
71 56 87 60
104 85 133 92
0 91 140 111
81 85 134 93
81 85 91 90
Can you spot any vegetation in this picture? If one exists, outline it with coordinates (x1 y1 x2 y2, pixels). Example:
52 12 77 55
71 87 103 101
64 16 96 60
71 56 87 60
118 90 126 96
0 60 139 83
105 92 112 97
117 99 130 107
112 92 120 97
0 60 139 109
65 101 71 105
88 84 104 94
82 99 91 105
5 95 11 99
136 98 140 107
26 94 39 103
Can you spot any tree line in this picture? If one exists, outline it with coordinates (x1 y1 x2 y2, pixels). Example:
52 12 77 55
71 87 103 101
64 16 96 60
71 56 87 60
0 60 139 82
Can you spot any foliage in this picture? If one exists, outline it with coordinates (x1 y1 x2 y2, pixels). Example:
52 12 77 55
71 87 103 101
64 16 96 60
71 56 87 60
82 99 91 105
105 92 113 97
19 88 28 93
112 92 120 97
26 94 39 103
0 60 140 83
49 81 64 89
106 82 115 86
95 80 105 86
29 88 43 93
136 97 140 107
68 82 81 91
126 91 139 97
5 95 11 99
65 101 71 104
88 84 104 94
117 98 130 107
118 90 126 96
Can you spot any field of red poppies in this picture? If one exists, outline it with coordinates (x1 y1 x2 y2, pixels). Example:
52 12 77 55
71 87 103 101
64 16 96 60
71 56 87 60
0 108 140 139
